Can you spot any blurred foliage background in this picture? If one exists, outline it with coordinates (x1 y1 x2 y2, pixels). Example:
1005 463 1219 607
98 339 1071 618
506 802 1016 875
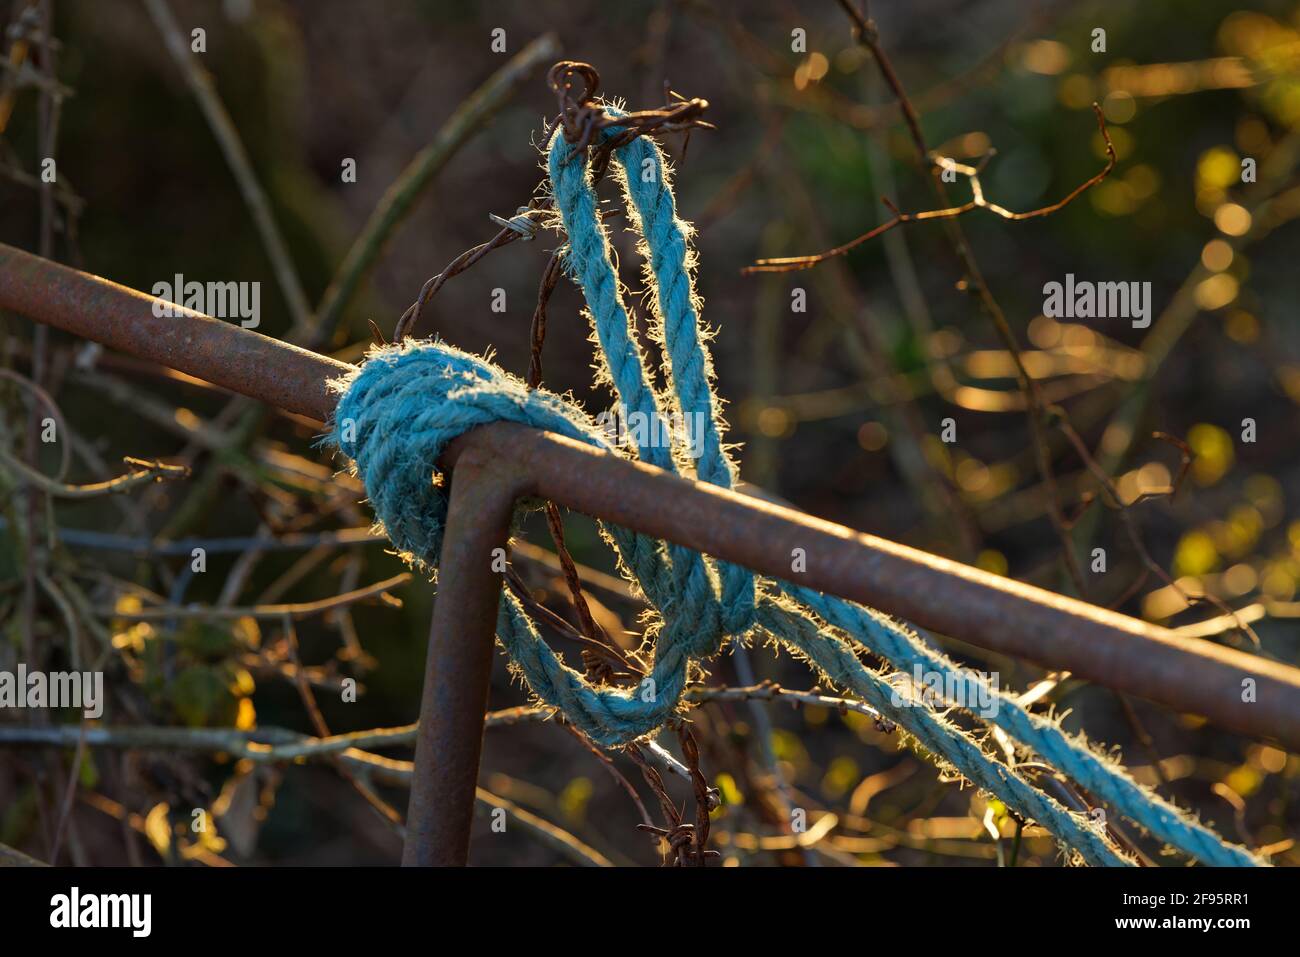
1 0 1299 866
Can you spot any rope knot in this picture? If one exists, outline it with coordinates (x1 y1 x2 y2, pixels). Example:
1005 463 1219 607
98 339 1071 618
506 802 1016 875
326 339 610 568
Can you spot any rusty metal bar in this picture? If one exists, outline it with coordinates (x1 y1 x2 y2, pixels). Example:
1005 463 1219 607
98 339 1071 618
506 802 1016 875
402 448 522 866
466 425 1300 750
0 244 345 419
3 245 1300 747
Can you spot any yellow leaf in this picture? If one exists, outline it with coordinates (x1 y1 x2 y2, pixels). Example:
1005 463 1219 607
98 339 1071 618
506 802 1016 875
715 773 744 806
144 802 171 857
235 697 257 731
558 777 593 822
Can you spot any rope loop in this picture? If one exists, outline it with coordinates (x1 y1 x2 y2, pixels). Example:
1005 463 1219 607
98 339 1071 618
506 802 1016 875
547 107 757 639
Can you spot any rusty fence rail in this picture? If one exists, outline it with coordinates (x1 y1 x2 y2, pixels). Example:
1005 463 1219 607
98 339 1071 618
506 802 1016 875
3 241 1300 864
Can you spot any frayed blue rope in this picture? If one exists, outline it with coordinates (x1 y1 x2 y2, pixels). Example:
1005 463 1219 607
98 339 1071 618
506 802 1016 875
325 110 1263 867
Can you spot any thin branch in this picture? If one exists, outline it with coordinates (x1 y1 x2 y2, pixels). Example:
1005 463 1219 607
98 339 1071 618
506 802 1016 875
745 104 1114 274
826 2 1095 595
141 0 313 334
312 33 561 347
0 366 71 481
0 451 188 499
689 680 885 722
282 615 405 835
98 572 410 621
0 683 879 763
556 720 658 835
473 787 613 867
48 720 85 864
1057 421 1260 645
2 721 611 866
21 524 385 557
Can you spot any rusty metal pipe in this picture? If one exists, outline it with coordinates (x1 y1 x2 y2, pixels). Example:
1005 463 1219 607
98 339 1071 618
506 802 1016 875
4 242 1300 750
461 425 1300 749
0 244 346 419
402 448 522 866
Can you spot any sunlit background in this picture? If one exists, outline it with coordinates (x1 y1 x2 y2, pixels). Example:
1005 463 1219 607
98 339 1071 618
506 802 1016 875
1 0 1299 866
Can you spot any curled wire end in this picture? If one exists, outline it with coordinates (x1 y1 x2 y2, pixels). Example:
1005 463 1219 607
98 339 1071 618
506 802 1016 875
548 60 600 104
548 60 603 146
545 58 714 157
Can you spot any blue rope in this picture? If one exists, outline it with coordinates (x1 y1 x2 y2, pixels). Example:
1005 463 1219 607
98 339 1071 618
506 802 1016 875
326 111 1263 867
